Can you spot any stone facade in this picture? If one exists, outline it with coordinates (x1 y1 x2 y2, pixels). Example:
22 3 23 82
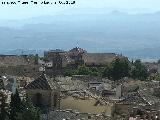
0 65 40 77
25 74 59 111
0 55 37 67
26 89 58 110
0 54 40 77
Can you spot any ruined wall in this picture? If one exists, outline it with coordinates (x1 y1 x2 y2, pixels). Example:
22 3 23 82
0 55 36 67
82 53 117 66
61 98 113 115
115 103 134 115
0 65 41 78
0 55 40 77
72 75 102 82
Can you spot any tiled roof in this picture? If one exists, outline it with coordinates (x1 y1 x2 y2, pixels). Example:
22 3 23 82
25 74 56 90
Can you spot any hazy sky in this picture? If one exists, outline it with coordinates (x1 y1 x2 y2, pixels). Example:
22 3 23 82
0 0 160 20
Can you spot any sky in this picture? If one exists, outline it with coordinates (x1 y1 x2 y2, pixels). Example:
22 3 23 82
0 0 160 20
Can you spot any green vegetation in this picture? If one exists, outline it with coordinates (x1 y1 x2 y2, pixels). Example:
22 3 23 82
16 99 41 120
102 57 130 81
109 57 130 80
64 57 150 81
0 89 41 120
102 64 112 79
131 59 149 80
10 89 21 120
102 58 149 81
39 57 48 62
64 69 77 76
149 73 160 81
0 92 9 120
77 65 91 75
64 65 102 77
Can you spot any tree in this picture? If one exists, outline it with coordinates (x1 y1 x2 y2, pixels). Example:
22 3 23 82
10 89 21 120
76 65 101 77
64 69 78 76
89 67 101 77
131 59 149 80
102 64 112 78
0 92 9 120
16 99 41 120
110 57 130 81
77 65 91 75
9 90 41 120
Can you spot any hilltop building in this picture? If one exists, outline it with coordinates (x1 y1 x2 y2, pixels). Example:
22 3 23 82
43 47 122 76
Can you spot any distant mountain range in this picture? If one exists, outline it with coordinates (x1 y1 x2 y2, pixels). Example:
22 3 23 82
0 8 160 61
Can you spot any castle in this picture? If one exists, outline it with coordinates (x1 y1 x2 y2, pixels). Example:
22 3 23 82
43 47 121 76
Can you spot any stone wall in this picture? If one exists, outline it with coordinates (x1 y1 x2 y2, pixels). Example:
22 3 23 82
0 55 37 67
0 65 41 78
82 53 118 66
72 75 102 82
26 89 59 110
60 97 113 116
115 103 133 115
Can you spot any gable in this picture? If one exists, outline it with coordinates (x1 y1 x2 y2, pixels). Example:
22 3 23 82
25 74 52 90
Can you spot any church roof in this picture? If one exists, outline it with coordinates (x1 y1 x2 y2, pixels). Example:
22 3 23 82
25 74 57 90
